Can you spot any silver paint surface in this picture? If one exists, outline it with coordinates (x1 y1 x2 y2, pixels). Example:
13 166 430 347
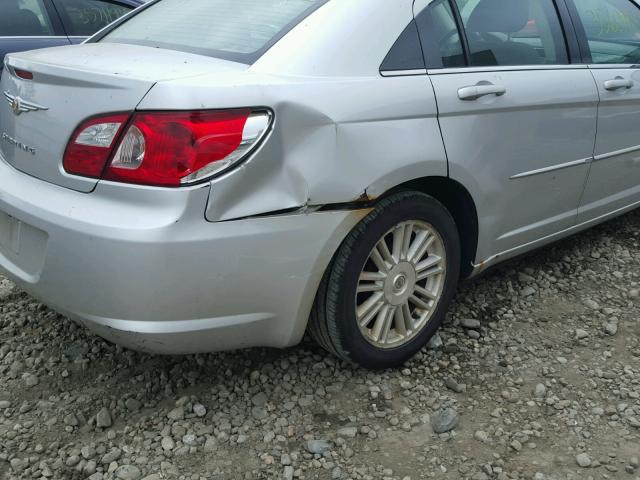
0 0 638 352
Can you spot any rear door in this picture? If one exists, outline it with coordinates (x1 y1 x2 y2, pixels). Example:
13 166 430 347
419 0 599 261
0 0 69 69
51 0 137 44
566 0 640 222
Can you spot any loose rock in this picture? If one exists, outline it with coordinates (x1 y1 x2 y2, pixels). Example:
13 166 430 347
431 408 460 434
96 407 113 428
576 453 592 468
305 440 332 455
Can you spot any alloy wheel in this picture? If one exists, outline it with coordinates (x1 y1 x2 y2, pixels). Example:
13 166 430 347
355 220 447 349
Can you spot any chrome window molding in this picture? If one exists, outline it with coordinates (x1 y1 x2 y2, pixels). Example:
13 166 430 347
427 64 590 75
510 157 591 180
424 64 640 75
588 64 640 69
380 69 427 77
594 144 640 162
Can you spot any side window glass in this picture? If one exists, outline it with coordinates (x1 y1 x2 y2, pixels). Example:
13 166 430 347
455 0 569 66
572 0 640 64
380 21 426 73
0 0 55 36
55 0 132 37
415 0 466 69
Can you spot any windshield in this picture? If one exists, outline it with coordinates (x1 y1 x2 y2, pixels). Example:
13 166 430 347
99 0 327 64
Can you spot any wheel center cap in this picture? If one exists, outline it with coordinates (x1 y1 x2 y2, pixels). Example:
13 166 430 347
393 275 407 291
384 262 416 306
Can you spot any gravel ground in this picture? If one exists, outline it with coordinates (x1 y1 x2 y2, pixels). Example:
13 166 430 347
1 209 639 480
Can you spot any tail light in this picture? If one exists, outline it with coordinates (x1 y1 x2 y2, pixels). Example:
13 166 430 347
63 109 272 187
64 114 130 178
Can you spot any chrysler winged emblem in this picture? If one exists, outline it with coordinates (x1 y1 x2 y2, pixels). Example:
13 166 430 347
3 91 49 116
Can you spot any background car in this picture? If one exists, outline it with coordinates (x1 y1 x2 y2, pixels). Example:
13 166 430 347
0 0 143 69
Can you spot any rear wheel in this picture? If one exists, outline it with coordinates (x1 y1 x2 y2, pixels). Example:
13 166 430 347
309 191 460 369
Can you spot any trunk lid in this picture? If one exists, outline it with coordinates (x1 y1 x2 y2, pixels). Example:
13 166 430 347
0 43 246 192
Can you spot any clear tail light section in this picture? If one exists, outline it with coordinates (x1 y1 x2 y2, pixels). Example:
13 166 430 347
63 109 272 187
63 114 130 178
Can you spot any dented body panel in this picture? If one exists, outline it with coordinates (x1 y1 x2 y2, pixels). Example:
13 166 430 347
140 72 446 221
133 0 446 221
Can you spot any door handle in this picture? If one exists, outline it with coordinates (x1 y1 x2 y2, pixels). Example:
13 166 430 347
458 82 507 101
604 76 634 91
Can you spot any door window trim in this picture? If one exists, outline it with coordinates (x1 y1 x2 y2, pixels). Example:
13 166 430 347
413 0 580 72
447 0 471 66
589 63 640 69
380 69 428 77
560 0 593 63
413 0 468 69
44 0 67 35
553 0 583 62
426 63 590 75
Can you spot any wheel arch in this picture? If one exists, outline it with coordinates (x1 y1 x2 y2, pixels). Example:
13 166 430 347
379 176 479 279
302 175 479 347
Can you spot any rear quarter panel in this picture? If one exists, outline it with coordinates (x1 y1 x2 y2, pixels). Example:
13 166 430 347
140 72 447 221
137 0 448 221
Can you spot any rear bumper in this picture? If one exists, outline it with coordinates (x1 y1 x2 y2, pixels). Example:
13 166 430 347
0 157 364 353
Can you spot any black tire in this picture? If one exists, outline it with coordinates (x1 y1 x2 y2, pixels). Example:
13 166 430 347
309 191 461 369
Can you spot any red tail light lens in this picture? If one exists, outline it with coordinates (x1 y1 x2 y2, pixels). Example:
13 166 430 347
63 114 130 178
63 109 272 187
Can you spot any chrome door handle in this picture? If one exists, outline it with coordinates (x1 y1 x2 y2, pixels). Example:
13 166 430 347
604 76 634 91
458 82 506 100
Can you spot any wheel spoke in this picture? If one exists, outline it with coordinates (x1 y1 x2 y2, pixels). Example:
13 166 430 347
417 266 444 282
358 302 385 328
376 237 394 265
371 305 394 343
359 271 386 282
357 282 383 294
409 293 430 311
370 246 390 273
357 291 384 326
415 284 437 301
394 305 408 337
407 230 435 263
402 303 414 331
380 307 395 343
415 255 444 281
392 223 411 262
415 255 442 272
401 223 413 261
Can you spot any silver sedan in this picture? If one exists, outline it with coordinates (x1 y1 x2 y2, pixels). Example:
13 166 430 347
0 0 639 369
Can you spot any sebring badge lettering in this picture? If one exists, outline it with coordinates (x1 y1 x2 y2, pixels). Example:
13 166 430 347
1 133 36 155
